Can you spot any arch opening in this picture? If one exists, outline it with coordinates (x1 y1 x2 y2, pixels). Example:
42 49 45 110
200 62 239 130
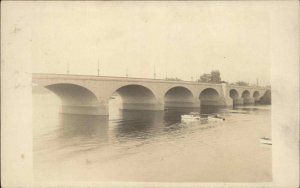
242 90 254 105
242 90 250 99
230 89 244 105
44 83 102 115
199 88 221 106
229 89 239 99
110 84 162 111
115 84 157 104
253 91 260 102
164 86 197 108
46 83 99 106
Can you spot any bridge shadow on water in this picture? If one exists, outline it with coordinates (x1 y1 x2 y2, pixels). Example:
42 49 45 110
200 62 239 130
34 104 254 164
111 106 227 141
54 105 229 153
110 110 165 141
200 105 227 114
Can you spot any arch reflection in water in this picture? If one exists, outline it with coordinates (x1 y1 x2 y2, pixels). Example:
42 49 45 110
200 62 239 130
200 105 225 115
164 86 197 108
164 108 199 125
110 110 164 141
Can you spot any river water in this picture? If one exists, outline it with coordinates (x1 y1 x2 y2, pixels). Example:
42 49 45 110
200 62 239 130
33 89 271 182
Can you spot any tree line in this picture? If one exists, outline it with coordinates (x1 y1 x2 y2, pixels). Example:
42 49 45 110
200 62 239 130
165 70 258 86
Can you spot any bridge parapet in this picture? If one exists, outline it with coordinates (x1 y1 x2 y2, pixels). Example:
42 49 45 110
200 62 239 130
33 73 270 89
33 73 225 86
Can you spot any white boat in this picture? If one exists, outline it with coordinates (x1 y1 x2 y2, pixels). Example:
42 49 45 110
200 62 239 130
181 112 225 123
229 110 248 114
260 137 272 145
181 112 201 122
208 115 225 122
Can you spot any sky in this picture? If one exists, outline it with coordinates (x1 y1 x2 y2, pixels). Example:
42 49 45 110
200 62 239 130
19 2 271 85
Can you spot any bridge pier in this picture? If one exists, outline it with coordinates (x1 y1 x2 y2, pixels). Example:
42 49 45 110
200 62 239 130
232 97 244 105
254 98 260 103
200 97 229 106
223 97 233 106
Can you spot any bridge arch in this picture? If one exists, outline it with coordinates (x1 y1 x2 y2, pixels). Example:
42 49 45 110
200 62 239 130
45 83 99 106
44 83 103 115
110 84 162 111
242 90 250 98
241 90 254 104
164 86 198 108
199 88 220 106
253 91 260 102
229 89 239 100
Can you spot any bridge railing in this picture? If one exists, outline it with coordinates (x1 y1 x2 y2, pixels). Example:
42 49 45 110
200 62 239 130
32 73 270 89
32 73 224 86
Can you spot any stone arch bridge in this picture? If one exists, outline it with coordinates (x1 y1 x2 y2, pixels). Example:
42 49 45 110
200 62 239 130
33 73 271 115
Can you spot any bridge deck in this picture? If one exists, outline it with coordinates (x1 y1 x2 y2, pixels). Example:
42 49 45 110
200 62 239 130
33 73 270 89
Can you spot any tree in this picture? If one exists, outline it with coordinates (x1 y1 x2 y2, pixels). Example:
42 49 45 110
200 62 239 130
199 74 211 82
211 70 221 83
197 70 222 83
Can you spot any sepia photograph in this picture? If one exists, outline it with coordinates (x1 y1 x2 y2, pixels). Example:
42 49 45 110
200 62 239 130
1 1 299 187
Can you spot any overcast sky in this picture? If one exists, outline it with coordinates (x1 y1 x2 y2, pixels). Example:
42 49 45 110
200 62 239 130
26 2 271 85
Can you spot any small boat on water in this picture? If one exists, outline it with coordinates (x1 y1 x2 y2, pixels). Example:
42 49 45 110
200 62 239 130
260 137 272 145
207 115 225 122
229 110 248 114
181 112 201 122
181 112 225 123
